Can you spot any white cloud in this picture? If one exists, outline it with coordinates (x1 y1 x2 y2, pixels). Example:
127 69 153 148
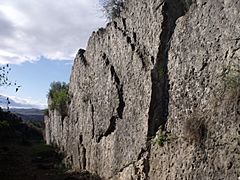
0 0 106 65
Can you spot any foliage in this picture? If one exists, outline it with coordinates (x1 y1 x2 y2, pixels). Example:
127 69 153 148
48 81 68 99
153 126 172 147
101 0 125 20
0 107 22 125
0 107 23 141
0 120 10 129
32 141 56 159
48 81 70 117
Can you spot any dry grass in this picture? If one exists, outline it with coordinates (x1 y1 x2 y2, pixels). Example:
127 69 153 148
184 114 207 145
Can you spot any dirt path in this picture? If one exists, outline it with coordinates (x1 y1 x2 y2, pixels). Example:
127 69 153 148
0 140 68 180
0 140 101 180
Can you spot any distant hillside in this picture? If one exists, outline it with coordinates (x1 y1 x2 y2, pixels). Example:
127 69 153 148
10 108 44 121
0 95 44 109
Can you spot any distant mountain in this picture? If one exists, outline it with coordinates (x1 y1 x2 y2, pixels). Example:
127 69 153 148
10 108 44 122
0 95 45 121
0 95 45 109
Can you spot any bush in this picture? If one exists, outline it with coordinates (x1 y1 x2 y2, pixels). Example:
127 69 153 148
0 107 22 125
153 126 174 147
0 120 9 129
101 0 125 20
48 82 70 117
48 81 68 99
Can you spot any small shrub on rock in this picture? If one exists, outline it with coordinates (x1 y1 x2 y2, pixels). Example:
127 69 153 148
184 115 207 145
101 0 125 20
153 126 173 147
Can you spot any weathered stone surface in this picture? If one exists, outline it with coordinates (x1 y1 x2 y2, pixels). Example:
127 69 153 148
45 0 240 179
148 0 240 179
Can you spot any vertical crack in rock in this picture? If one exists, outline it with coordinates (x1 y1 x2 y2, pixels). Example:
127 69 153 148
117 85 125 119
110 65 125 119
136 48 147 69
82 146 87 169
104 116 118 137
96 63 125 143
91 103 95 139
144 0 193 178
110 65 120 85
122 18 127 30
96 116 117 143
113 18 149 69
102 52 110 66
148 0 192 137
79 135 83 144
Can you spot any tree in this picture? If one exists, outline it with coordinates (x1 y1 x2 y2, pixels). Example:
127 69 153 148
48 81 68 99
101 0 125 20
47 81 70 117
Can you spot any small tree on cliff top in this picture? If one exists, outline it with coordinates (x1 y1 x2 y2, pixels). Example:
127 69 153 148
48 81 70 117
101 0 125 20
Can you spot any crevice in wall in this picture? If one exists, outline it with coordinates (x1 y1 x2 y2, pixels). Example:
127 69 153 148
102 52 110 66
91 103 95 139
148 0 192 137
96 116 117 143
82 146 86 170
145 0 193 178
105 116 117 136
112 18 150 70
110 65 125 119
78 48 88 66
127 36 131 44
136 48 147 69
97 116 118 143
110 65 120 85
79 135 83 144
122 18 127 30
116 85 125 119
96 63 125 143
133 32 137 42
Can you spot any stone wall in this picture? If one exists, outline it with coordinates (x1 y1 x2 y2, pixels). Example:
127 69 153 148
45 0 240 179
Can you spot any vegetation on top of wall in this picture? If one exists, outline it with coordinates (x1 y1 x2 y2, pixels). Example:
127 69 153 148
47 81 70 117
101 0 125 20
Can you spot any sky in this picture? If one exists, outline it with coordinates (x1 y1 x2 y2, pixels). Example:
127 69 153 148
0 0 106 109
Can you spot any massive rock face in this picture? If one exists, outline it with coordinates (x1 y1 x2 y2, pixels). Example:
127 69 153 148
45 0 240 179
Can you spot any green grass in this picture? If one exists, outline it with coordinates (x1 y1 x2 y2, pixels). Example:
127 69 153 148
32 141 56 158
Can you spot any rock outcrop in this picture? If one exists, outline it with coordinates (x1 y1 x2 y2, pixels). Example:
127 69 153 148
45 0 240 179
